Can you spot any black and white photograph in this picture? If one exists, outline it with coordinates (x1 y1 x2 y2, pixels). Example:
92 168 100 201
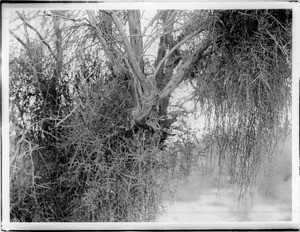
1 1 299 230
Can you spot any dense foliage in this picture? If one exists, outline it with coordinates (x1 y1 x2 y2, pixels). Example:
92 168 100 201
9 9 292 222
191 9 292 197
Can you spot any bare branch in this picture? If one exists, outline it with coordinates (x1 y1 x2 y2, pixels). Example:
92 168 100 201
108 11 149 90
153 28 204 80
86 10 126 77
9 30 27 48
142 10 161 36
128 10 144 71
159 38 211 99
16 11 56 59
56 104 79 127
86 10 110 56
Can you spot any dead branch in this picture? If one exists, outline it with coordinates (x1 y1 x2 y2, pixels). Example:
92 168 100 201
16 11 56 59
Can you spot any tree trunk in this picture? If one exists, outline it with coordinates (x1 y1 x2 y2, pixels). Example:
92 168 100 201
154 10 178 118
128 10 144 72
88 10 210 130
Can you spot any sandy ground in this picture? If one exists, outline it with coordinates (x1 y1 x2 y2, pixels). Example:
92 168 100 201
158 134 293 222
158 185 292 222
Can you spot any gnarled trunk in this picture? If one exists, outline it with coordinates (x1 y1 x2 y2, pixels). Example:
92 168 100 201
87 10 210 130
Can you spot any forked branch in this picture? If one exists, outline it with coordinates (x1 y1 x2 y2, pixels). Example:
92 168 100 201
16 11 56 59
109 11 148 89
152 27 205 80
159 38 211 99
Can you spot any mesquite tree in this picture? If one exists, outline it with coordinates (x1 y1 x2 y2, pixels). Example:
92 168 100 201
9 9 291 222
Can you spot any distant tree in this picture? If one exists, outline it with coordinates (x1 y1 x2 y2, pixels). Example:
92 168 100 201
9 9 292 222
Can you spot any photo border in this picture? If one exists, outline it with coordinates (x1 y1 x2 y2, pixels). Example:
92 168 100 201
2 1 299 230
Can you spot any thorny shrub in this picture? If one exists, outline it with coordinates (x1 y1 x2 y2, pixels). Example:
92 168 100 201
9 59 195 221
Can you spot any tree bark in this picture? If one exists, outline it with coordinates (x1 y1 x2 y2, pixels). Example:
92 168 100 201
128 10 144 72
154 10 178 118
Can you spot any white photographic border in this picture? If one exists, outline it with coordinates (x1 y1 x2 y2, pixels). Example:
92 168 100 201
2 1 299 230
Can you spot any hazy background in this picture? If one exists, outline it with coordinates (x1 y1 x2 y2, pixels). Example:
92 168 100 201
158 134 292 222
